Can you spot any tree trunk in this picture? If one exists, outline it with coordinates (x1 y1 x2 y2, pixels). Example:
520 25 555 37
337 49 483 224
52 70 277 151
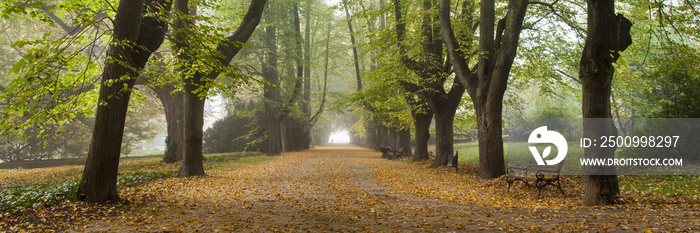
77 0 171 202
302 5 312 119
431 104 457 167
178 87 206 176
412 105 432 161
263 20 281 155
267 116 282 155
366 122 378 148
154 85 184 163
342 0 362 91
388 128 398 149
302 21 331 145
475 106 505 178
377 124 388 147
172 0 206 177
280 118 288 152
579 0 631 206
398 127 412 157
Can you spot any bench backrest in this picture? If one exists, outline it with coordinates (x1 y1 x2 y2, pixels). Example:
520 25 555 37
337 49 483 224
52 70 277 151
525 159 563 175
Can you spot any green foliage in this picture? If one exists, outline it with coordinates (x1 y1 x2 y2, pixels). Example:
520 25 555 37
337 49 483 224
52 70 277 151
162 135 178 163
116 171 173 186
641 46 700 118
613 0 700 119
0 182 77 212
0 171 171 213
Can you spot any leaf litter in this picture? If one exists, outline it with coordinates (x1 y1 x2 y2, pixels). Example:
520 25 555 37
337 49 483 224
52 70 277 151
2 145 699 232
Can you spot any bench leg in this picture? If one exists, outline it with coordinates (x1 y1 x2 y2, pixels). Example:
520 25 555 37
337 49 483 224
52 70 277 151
507 178 530 192
507 180 512 192
556 179 565 196
535 179 565 198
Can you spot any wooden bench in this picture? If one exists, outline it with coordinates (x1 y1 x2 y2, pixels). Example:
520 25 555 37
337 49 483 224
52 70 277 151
380 146 407 160
391 148 405 159
506 159 565 198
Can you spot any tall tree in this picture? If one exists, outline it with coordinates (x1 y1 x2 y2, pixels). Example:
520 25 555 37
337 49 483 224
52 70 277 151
174 0 266 176
343 0 363 92
303 19 332 140
579 0 631 205
262 5 281 155
439 0 528 178
301 0 313 120
394 0 464 167
263 1 305 155
76 0 172 202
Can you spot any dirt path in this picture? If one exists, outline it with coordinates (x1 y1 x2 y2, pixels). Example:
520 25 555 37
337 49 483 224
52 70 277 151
77 145 699 232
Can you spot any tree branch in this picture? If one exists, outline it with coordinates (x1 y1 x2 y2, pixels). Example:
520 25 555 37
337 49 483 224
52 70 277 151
393 0 427 73
556 69 581 84
439 0 476 93
529 0 586 34
207 0 267 80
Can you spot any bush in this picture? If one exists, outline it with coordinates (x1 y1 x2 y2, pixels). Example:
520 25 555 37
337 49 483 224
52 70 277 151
204 100 268 153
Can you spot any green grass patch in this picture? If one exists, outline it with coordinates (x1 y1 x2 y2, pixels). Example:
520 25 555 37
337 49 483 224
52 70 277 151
441 141 700 206
204 152 269 172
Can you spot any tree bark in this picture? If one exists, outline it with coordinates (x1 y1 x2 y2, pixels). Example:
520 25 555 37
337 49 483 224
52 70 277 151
154 85 184 163
398 127 412 157
263 21 281 155
432 103 457 166
439 0 527 178
377 124 388 147
411 101 433 161
580 0 631 205
388 128 398 150
367 121 379 148
76 0 171 202
172 0 206 177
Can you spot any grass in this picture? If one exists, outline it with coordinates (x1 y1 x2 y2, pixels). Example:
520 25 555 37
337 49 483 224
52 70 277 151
0 151 269 213
428 141 700 207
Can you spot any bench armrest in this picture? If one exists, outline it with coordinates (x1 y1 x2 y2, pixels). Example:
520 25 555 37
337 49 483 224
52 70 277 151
507 167 527 175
